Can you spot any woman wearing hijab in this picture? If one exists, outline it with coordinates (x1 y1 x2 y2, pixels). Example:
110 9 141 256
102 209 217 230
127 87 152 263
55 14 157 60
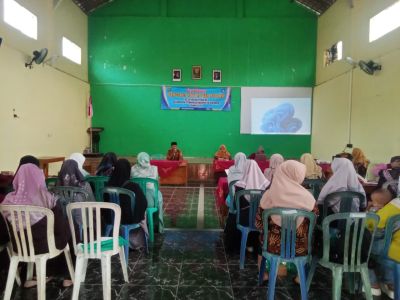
214 145 231 160
95 152 117 176
377 156 400 198
317 158 366 214
257 160 317 282
352 148 369 178
264 153 284 182
224 160 270 252
107 159 148 249
131 152 164 233
57 159 95 200
69 153 89 177
249 145 266 160
227 152 247 185
2 164 72 287
300 153 322 180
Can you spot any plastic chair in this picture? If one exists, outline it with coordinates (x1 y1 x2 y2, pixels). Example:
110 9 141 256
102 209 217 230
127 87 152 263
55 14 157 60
235 189 264 269
66 202 128 300
382 214 400 300
0 205 75 300
306 212 379 300
130 177 159 244
302 178 324 199
85 176 109 202
45 177 58 188
102 187 149 263
258 208 316 300
49 186 90 217
226 180 239 214
322 191 366 219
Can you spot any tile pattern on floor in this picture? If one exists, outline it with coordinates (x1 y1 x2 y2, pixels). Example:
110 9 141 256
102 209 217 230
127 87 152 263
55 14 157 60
0 230 390 300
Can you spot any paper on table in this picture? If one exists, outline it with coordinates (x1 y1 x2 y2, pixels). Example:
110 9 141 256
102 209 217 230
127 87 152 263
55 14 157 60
225 169 230 176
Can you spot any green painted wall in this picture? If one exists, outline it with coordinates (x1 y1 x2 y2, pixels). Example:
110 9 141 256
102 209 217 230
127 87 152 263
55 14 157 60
89 0 317 158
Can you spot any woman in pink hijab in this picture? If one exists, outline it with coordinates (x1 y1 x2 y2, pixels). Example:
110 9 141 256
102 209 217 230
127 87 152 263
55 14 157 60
256 160 318 282
2 163 72 287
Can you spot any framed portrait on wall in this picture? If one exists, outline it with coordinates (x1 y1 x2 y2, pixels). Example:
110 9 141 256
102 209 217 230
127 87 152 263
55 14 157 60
213 70 221 82
172 69 181 82
192 66 201 80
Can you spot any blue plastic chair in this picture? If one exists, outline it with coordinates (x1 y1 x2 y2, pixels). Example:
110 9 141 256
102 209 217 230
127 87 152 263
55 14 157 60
226 180 239 214
382 214 400 300
130 177 160 244
307 212 379 300
103 187 148 263
258 208 316 300
302 178 324 199
235 189 264 269
84 176 109 202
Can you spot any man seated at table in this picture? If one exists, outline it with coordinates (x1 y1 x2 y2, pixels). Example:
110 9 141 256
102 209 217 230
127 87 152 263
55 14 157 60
166 141 183 161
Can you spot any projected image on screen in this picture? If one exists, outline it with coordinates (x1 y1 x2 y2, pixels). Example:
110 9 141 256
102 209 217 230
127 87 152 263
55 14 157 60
251 98 311 135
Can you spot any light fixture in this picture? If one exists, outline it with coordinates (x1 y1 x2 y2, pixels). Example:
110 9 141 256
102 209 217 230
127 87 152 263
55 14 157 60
345 56 382 75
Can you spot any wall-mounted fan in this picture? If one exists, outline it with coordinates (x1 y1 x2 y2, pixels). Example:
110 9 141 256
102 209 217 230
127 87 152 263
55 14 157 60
25 48 48 69
358 60 382 75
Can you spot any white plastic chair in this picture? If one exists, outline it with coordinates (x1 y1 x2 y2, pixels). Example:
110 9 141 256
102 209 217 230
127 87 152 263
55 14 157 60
0 205 75 300
66 202 129 300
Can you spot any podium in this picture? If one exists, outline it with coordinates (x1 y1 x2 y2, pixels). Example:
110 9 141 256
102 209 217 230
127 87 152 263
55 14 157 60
87 127 104 154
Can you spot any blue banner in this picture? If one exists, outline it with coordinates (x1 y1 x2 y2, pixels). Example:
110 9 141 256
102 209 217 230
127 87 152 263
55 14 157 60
161 86 231 111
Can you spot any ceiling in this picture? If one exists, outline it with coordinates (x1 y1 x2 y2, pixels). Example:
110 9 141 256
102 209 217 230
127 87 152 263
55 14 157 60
72 0 336 15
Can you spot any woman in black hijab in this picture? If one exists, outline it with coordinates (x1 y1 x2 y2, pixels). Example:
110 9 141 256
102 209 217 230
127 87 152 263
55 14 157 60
377 156 400 198
96 152 117 176
107 159 148 249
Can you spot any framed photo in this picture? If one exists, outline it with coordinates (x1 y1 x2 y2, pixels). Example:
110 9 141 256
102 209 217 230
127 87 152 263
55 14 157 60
213 69 221 82
192 65 202 80
172 69 181 82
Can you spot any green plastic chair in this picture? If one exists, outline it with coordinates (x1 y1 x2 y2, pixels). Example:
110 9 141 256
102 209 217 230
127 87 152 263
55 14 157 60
302 178 325 199
45 177 58 188
307 212 380 300
322 191 366 223
130 177 159 244
50 186 90 218
382 214 400 300
84 176 109 202
259 208 316 300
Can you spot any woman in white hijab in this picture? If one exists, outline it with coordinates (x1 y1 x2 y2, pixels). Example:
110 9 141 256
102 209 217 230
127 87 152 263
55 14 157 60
264 154 284 182
131 152 164 233
317 157 366 213
227 152 247 185
69 153 90 177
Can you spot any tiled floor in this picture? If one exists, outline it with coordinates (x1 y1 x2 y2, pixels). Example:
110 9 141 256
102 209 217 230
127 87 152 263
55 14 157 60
1 231 389 300
0 186 392 299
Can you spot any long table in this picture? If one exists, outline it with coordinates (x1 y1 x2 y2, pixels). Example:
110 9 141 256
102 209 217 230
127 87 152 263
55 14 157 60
150 160 188 185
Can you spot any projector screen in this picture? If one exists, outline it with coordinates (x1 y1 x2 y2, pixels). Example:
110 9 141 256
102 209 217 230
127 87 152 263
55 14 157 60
241 87 312 135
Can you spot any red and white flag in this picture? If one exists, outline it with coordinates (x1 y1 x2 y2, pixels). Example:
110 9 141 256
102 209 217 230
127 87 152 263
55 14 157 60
87 96 93 118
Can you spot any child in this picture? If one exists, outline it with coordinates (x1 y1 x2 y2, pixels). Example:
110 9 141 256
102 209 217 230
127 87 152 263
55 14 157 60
367 189 392 212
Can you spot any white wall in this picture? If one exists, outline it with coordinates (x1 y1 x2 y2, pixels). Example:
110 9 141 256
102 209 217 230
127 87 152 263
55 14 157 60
0 0 90 174
312 0 400 164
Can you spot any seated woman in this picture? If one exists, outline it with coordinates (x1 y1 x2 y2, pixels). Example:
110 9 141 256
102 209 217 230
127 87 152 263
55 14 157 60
131 152 164 233
227 152 247 185
107 159 148 249
300 153 322 180
264 153 284 182
1 163 72 287
317 158 366 214
377 155 400 198
69 153 90 177
257 160 318 282
57 159 95 201
224 160 269 252
367 190 399 298
95 152 117 176
352 147 369 178
214 144 231 160
248 145 267 160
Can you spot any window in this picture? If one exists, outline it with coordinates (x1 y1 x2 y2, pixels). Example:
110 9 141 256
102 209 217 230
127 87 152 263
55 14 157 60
62 37 81 65
324 41 342 67
370 1 400 42
3 0 37 39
